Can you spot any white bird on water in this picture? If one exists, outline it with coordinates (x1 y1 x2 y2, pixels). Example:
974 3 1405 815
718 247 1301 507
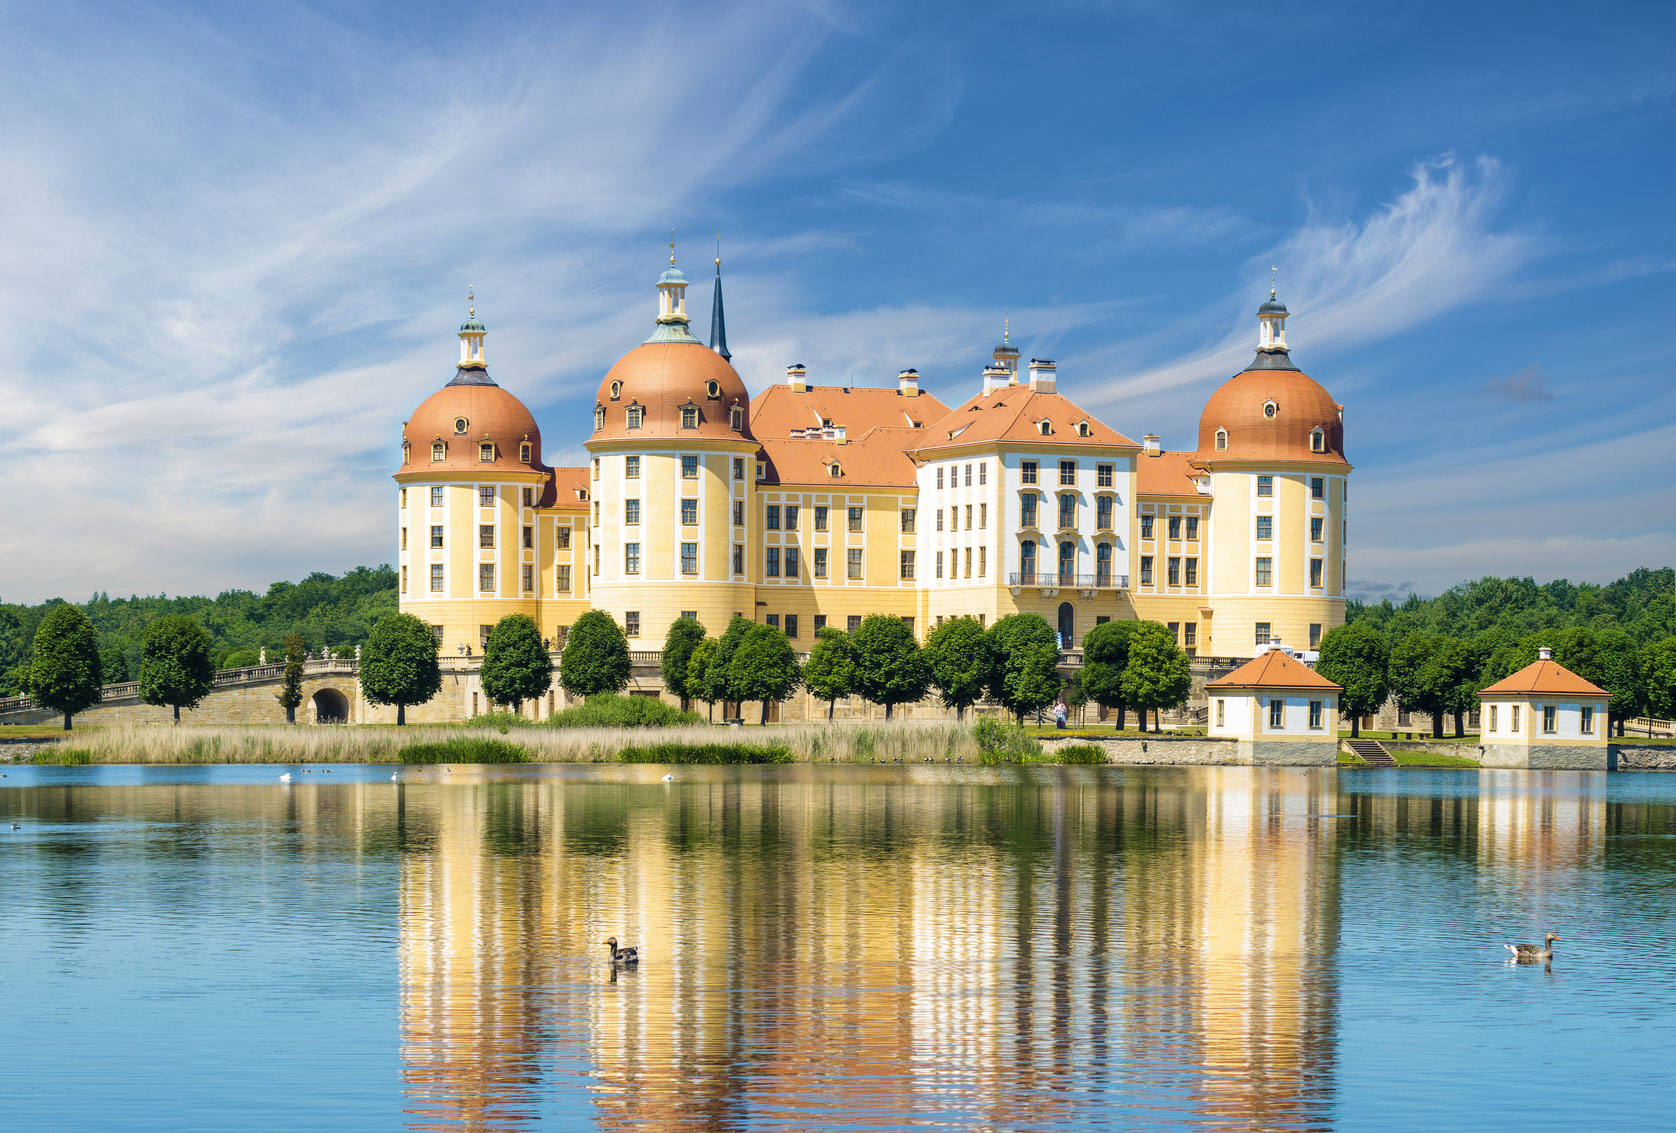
662 774 674 782
279 772 292 782
390 771 399 781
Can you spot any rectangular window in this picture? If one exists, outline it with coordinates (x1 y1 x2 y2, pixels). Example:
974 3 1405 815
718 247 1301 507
766 614 779 630
479 524 494 548
1167 557 1181 586
1021 460 1038 485
979 463 987 485
1168 621 1180 642
430 564 444 592
1255 622 1271 646
936 467 945 489
1310 623 1322 649
681 455 699 478
900 550 916 580
430 525 443 548
557 565 571 593
480 624 494 650
814 547 828 578
400 565 407 592
766 505 780 530
936 508 945 532
965 504 974 530
681 498 698 525
787 505 799 529
625 611 640 638
848 506 863 533
1058 494 1076 529
1097 463 1114 488
964 548 973 579
479 563 495 593
980 503 988 530
1140 514 1154 539
593 458 600 481
1512 705 1521 731
624 543 640 574
756 462 766 480
522 564 534 592
1020 494 1037 528
847 548 863 579
1059 459 1076 485
1581 706 1595 735
1269 699 1284 729
785 548 799 578
625 498 640 525
522 526 533 549
1255 515 1272 540
935 550 944 579
785 614 798 639
1311 476 1324 499
963 463 971 487
430 486 444 507
1489 705 1498 733
733 458 745 480
847 615 862 632
1184 623 1197 649
1309 700 1323 730
814 615 826 632
733 500 744 526
594 544 600 575
1185 557 1199 586
1186 516 1199 541
1310 559 1324 588
681 542 697 574
1257 475 1273 497
1311 517 1324 542
1255 557 1273 586
901 507 916 533
680 610 698 621
592 501 599 525
1543 705 1557 734
814 506 828 531
1167 515 1180 540
557 525 571 549
1140 556 1154 586
732 545 743 574
400 526 408 551
479 486 495 507
1096 496 1113 529
1216 699 1225 727
979 546 987 577
625 455 641 478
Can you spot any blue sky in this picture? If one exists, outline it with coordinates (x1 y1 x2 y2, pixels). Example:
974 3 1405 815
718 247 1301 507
2 0 1673 605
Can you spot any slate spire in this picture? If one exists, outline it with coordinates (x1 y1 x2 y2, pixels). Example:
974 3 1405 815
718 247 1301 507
709 241 731 362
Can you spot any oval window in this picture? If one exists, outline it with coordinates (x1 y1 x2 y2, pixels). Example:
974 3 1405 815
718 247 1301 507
706 380 721 399
1263 401 1278 419
610 381 622 401
453 417 468 434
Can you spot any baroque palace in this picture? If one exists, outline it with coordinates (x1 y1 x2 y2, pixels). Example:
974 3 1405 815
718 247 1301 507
395 255 1350 706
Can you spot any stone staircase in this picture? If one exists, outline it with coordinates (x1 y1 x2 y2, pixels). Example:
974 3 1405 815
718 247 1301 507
1344 738 1397 767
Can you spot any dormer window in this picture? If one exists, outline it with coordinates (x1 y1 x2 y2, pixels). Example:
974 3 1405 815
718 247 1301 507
729 405 743 431
1076 421 1091 437
1263 400 1278 419
609 381 623 401
706 380 721 400
453 417 469 434
1038 420 1052 436
479 442 494 462
626 404 644 429
593 407 605 430
431 441 446 462
1215 428 1228 452
1310 428 1325 453
402 441 411 465
828 462 842 478
680 403 699 429
519 441 532 463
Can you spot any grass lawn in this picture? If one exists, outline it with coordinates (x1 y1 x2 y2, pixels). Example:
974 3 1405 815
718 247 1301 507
0 723 107 739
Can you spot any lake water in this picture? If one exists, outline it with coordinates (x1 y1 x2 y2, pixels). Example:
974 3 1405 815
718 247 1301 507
3 763 1674 1131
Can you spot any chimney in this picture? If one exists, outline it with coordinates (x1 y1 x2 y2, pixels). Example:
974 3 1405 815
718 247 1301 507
982 364 1010 396
1028 358 1057 393
786 364 807 393
1143 434 1161 457
1539 645 1552 661
898 368 919 397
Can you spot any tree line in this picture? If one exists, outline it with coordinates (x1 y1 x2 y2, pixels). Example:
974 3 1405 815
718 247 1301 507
1324 567 1676 737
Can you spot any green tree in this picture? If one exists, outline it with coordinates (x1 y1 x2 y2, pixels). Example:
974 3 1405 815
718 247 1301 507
100 646 130 683
850 615 929 719
923 617 992 721
686 638 720 722
1594 628 1643 736
359 613 442 725
559 610 631 698
30 605 104 730
1387 633 1450 738
985 613 1061 725
1640 638 1676 723
1315 621 1389 737
481 614 554 715
1119 620 1191 733
276 633 305 724
138 615 215 724
701 615 754 718
221 647 260 669
660 617 707 711
1080 619 1140 730
1425 635 1480 737
730 623 801 724
802 627 857 720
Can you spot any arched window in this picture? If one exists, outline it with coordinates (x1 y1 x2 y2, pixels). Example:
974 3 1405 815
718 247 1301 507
593 407 605 430
1096 542 1114 585
729 405 744 431
609 381 622 401
1058 540 1076 581
519 442 531 463
431 441 445 462
626 405 644 429
1215 428 1228 451
1310 427 1325 453
706 380 721 400
680 404 699 429
828 462 842 478
479 442 494 462
1020 540 1037 583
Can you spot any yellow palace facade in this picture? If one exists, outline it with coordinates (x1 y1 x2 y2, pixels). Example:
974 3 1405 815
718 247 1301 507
394 259 1350 683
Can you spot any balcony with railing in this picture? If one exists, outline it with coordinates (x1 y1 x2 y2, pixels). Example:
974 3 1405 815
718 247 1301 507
1008 571 1130 592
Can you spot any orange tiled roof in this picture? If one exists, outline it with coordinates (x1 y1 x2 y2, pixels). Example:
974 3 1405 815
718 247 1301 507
749 383 951 489
749 382 949 438
913 387 1139 454
1479 659 1611 698
1205 649 1342 692
546 467 589 510
1136 450 1204 497
759 426 926 488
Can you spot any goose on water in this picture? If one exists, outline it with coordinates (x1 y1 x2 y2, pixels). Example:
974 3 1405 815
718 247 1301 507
602 936 639 966
1506 933 1560 962
279 772 292 782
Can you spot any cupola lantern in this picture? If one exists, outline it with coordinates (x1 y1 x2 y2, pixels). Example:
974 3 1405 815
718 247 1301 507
458 288 487 368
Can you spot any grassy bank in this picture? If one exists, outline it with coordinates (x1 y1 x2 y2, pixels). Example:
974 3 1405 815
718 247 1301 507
1338 750 1482 768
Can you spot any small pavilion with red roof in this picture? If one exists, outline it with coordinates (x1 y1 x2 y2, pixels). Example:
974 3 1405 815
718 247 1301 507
1205 642 1342 765
1477 646 1612 770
